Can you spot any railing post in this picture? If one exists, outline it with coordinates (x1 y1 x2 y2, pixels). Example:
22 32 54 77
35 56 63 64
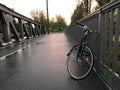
10 20 21 42
23 23 29 39
18 18 24 39
37 25 40 36
112 7 120 72
94 13 102 73
99 12 105 63
31 24 36 37
34 24 37 36
1 12 11 43
35 24 40 36
28 22 32 37
108 10 114 67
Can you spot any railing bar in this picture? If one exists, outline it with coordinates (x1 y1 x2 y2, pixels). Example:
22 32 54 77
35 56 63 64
100 0 120 13
103 12 108 64
108 9 114 68
99 13 105 62
112 7 120 71
0 4 39 25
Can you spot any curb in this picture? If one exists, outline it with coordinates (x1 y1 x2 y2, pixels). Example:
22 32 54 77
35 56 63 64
0 43 33 61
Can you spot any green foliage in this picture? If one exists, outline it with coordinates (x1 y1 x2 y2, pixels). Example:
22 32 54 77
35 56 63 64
70 0 111 25
30 10 47 26
30 10 67 32
96 0 111 7
82 0 90 14
55 15 67 32
70 3 85 24
49 18 57 32
49 15 67 32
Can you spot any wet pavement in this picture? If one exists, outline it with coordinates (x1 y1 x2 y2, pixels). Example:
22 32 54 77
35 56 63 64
0 33 108 90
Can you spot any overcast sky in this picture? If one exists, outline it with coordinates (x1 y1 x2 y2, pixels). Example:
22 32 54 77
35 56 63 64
1 0 78 24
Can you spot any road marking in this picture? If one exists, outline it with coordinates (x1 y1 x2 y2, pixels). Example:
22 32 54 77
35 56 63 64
0 41 40 61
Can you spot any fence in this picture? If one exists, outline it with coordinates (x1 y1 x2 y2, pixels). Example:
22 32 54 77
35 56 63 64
0 4 46 46
65 0 120 89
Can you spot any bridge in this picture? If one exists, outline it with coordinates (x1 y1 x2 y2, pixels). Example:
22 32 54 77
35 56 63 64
0 1 120 90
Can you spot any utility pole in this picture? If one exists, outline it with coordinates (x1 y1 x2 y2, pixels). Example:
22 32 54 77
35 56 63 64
46 0 50 34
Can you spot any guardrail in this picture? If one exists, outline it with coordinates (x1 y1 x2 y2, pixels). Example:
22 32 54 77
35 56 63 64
65 0 120 89
0 3 46 46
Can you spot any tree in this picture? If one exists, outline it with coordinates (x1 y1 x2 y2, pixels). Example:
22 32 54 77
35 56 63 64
78 0 92 15
70 2 85 24
31 10 67 32
49 15 67 32
49 18 57 31
55 15 67 32
30 10 47 26
96 0 111 7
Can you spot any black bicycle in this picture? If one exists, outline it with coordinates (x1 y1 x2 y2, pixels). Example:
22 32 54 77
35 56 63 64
67 22 94 80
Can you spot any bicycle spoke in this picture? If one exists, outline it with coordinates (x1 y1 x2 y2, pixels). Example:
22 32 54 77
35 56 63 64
67 45 94 80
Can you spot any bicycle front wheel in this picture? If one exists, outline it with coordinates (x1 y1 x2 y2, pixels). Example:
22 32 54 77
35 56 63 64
67 45 94 80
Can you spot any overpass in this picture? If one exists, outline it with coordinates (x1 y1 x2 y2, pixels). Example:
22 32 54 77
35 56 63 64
0 0 120 90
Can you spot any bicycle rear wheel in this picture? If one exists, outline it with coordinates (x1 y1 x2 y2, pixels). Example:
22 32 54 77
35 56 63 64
67 45 94 80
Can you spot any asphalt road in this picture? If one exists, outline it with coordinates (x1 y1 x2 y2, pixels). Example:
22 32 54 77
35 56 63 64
0 33 108 90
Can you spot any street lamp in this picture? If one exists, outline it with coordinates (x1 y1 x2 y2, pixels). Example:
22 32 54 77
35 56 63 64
46 0 49 34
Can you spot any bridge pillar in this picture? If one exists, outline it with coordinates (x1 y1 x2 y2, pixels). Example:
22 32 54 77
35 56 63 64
35 24 39 36
0 37 4 46
23 23 29 39
28 22 32 37
40 25 43 35
36 25 40 36
18 18 24 39
31 24 36 37
38 25 41 35
41 25 45 34
1 12 11 43
10 20 21 42
35 24 37 36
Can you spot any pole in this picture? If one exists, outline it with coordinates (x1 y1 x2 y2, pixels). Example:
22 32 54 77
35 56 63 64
46 0 50 34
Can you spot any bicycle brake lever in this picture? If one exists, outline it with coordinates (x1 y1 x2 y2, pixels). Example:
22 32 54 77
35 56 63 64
83 26 88 30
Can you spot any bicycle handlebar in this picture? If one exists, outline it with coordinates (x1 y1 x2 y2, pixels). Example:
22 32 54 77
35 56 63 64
76 22 85 27
76 21 93 33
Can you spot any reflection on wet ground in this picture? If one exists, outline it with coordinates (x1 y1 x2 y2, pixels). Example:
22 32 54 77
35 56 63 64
0 33 108 90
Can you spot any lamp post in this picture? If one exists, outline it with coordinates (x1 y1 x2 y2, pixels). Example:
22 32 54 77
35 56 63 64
46 0 49 34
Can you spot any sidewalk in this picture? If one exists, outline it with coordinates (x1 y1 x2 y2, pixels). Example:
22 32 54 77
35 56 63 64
0 33 108 90
0 36 44 59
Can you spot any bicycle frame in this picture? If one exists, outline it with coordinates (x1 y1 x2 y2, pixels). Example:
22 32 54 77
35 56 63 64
67 34 87 56
67 22 92 57
67 22 94 80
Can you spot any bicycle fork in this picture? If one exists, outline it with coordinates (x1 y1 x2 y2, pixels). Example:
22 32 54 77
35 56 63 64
76 44 86 66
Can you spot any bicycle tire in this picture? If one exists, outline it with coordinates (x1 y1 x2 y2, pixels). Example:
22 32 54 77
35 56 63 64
67 45 94 80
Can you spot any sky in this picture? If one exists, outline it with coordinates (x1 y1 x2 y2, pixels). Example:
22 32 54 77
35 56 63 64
0 0 98 24
1 0 78 24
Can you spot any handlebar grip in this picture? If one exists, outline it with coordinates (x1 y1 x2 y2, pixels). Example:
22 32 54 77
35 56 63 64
76 22 85 27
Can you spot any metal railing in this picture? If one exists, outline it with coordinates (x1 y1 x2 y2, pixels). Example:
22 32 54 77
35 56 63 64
65 0 120 89
0 3 46 46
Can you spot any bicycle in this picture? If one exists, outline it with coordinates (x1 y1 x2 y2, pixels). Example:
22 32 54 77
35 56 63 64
67 22 94 80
